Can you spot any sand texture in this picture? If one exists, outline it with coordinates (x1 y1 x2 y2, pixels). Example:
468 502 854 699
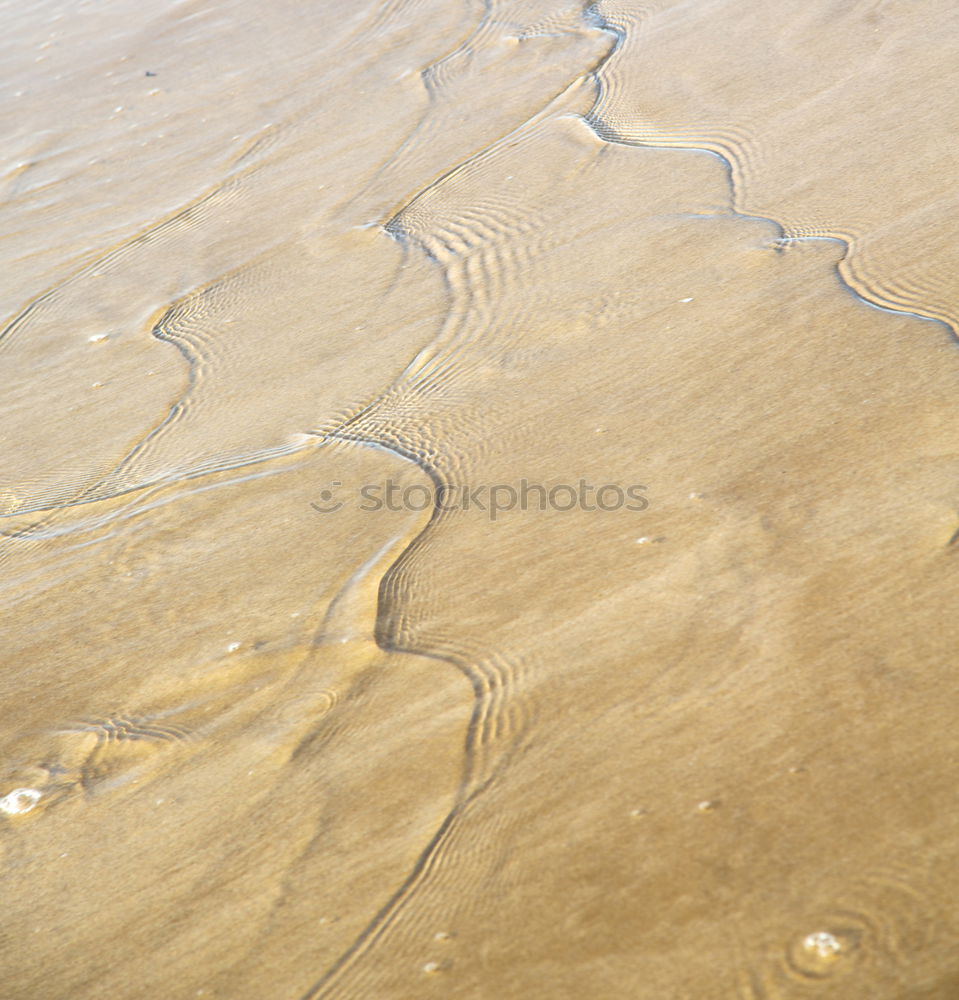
2 1 959 997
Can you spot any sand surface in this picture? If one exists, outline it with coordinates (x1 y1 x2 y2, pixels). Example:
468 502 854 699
2 1 959 997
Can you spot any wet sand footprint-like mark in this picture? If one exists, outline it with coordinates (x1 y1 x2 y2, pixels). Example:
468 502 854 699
53 714 193 794
1 714 194 817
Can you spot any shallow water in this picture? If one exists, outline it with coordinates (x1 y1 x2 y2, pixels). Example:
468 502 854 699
2 1 959 997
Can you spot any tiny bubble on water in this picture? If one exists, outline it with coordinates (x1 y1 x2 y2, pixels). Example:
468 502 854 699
0 788 41 815
803 931 842 958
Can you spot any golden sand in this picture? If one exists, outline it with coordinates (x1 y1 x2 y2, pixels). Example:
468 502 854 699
2 1 958 997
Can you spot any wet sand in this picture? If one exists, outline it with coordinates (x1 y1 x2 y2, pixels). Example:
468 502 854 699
2 1 959 997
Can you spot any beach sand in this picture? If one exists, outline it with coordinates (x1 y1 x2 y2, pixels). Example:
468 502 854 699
2 1 959 997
